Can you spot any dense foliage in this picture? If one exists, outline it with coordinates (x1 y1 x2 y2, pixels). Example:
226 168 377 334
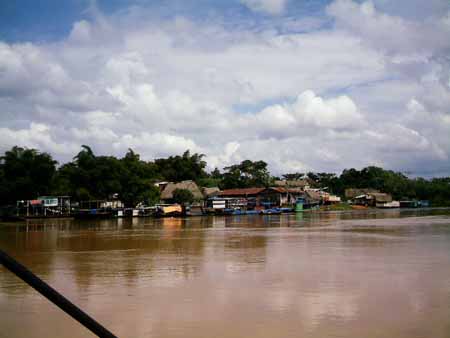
220 160 271 189
0 146 449 207
51 146 161 206
172 189 194 205
0 147 57 205
154 151 207 182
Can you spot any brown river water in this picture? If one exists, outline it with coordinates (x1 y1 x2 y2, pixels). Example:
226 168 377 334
1 208 450 338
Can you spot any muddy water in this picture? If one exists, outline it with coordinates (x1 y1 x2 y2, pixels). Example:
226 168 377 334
1 209 450 338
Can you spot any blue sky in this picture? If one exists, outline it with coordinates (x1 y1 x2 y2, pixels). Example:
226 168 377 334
0 0 331 42
0 0 449 176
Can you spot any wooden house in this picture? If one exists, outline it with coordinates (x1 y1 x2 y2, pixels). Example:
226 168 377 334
216 187 305 209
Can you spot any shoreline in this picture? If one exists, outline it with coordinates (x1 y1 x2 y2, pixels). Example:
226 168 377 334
1 207 449 226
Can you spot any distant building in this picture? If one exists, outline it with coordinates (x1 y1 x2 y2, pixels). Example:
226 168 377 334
217 188 265 209
352 192 393 207
304 189 322 205
217 187 305 209
16 196 71 217
314 191 341 204
202 187 221 198
345 188 380 200
273 179 312 189
160 180 204 203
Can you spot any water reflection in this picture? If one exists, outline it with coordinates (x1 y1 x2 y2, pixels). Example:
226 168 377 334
0 209 450 338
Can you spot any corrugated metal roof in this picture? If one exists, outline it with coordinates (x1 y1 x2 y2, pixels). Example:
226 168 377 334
218 188 266 196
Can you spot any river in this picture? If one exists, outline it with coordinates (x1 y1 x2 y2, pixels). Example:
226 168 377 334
1 208 450 338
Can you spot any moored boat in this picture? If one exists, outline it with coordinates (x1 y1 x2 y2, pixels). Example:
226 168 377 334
154 204 183 217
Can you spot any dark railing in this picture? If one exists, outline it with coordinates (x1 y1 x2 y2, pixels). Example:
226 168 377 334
0 249 117 338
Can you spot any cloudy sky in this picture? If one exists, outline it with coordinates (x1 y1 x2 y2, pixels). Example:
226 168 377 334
1 0 449 176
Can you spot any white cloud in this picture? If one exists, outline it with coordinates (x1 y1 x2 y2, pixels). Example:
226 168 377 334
68 20 92 43
0 0 449 175
292 91 364 129
327 0 450 56
112 132 200 160
240 0 287 15
0 123 79 157
236 90 365 140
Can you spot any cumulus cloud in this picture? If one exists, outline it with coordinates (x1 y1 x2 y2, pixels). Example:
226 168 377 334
0 123 80 157
237 90 365 139
0 0 449 175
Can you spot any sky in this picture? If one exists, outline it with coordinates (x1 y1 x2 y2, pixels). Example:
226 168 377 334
1 0 449 177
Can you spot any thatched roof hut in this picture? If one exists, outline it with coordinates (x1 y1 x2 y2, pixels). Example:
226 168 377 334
345 188 380 199
368 192 392 203
273 179 311 188
202 187 221 197
160 180 204 202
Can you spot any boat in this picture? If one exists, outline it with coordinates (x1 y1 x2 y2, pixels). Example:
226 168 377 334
260 208 282 215
154 204 183 217
73 209 113 219
376 201 400 208
280 207 294 213
184 205 204 216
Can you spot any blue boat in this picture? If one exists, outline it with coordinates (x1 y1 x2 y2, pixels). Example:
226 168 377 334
260 208 282 215
280 207 294 213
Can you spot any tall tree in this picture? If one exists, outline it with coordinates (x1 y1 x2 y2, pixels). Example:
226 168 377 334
0 146 57 204
155 150 207 182
119 149 160 206
221 160 271 189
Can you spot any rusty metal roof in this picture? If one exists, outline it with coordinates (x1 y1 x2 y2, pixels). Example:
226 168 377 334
218 188 266 196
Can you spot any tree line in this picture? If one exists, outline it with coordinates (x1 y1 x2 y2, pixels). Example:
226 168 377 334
0 146 449 207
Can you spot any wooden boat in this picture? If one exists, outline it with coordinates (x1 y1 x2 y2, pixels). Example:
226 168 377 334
154 204 183 217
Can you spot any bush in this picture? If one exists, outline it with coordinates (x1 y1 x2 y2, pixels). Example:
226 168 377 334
172 188 194 205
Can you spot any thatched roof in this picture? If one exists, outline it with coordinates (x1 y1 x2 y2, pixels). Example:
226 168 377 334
160 180 204 200
368 192 392 203
274 179 312 188
203 187 220 197
345 188 380 199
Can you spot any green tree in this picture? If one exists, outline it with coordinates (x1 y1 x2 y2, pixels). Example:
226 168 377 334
55 145 124 201
54 147 162 206
155 150 207 183
0 146 57 205
221 160 271 189
172 188 194 205
119 149 160 206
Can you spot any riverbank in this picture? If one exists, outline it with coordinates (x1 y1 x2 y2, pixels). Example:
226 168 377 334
1 207 449 228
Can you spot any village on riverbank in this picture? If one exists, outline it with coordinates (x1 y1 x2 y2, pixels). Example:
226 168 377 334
6 179 432 221
0 146 446 221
